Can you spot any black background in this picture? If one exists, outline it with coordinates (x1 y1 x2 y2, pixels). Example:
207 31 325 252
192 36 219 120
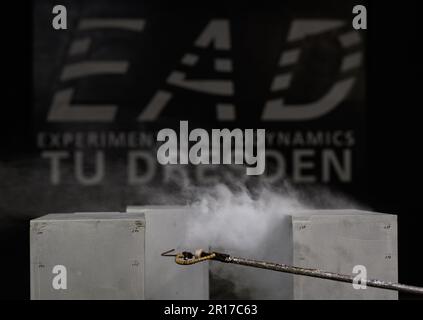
0 0 421 300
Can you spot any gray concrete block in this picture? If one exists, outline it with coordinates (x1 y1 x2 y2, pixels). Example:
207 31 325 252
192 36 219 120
292 210 398 299
30 212 145 300
126 206 209 300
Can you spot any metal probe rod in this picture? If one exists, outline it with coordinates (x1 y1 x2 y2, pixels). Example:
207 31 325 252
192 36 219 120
165 249 423 295
222 254 423 295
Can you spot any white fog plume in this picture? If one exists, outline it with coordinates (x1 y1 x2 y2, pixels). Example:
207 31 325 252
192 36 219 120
184 184 307 252
177 182 368 299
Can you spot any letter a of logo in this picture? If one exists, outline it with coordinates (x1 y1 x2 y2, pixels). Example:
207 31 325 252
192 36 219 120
352 265 367 289
52 265 67 290
52 5 68 30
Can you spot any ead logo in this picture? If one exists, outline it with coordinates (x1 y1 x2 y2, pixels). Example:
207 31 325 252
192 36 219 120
46 16 363 123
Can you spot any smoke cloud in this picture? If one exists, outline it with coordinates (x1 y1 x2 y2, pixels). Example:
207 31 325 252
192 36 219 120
173 181 369 299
